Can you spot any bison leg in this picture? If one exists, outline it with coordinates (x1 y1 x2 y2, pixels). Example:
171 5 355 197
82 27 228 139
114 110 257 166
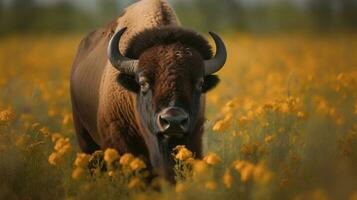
72 107 100 154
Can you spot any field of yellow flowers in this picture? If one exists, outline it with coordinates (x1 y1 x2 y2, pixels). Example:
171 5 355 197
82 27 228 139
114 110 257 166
0 32 356 200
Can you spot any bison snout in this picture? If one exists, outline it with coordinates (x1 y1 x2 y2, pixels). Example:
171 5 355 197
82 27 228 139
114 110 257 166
157 107 189 134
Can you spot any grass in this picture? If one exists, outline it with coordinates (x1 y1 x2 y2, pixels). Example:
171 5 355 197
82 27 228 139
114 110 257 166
0 32 356 200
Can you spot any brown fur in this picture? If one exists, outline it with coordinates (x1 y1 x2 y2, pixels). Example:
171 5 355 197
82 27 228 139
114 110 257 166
125 26 212 59
70 0 214 181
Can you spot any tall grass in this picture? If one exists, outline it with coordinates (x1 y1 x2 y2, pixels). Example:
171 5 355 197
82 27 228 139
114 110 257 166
0 33 356 199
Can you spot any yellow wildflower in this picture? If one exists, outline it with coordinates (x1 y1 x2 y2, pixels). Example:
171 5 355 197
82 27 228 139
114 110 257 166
31 122 41 130
233 160 247 171
128 177 144 189
0 108 15 123
51 133 62 143
213 113 233 132
222 100 235 113
223 170 233 188
104 148 119 163
120 153 134 166
203 153 222 165
238 116 249 127
62 114 72 125
279 102 289 113
264 135 276 143
129 158 147 171
240 163 254 182
193 160 207 174
297 111 307 120
175 182 185 193
39 127 50 137
253 163 273 184
57 142 72 155
15 135 30 147
185 157 195 164
240 143 256 155
54 137 70 152
74 153 91 167
205 181 217 190
175 146 193 161
48 152 62 166
108 170 115 177
47 109 56 117
72 167 86 180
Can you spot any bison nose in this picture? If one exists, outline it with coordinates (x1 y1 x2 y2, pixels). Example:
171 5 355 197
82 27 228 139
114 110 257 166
158 107 189 134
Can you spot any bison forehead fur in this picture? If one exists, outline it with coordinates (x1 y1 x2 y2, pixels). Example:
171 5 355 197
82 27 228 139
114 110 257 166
125 26 213 59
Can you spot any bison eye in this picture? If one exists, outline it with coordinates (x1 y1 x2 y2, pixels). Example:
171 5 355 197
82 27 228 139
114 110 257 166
195 78 204 91
139 78 150 93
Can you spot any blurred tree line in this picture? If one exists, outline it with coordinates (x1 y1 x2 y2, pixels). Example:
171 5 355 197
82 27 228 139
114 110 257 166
0 0 356 35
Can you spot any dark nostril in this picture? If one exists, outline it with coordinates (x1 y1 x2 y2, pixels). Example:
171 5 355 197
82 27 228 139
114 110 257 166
179 116 188 126
159 115 170 130
157 108 190 132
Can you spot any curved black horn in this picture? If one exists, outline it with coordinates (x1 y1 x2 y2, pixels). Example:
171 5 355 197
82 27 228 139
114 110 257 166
108 27 138 74
204 32 227 75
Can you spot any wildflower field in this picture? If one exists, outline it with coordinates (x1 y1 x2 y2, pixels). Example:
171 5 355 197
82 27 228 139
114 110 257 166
0 32 356 200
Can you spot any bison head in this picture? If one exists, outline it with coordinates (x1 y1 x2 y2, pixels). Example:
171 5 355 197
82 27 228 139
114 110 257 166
108 26 227 182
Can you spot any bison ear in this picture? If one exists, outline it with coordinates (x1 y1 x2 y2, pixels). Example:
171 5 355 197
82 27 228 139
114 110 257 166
202 75 220 93
117 73 140 93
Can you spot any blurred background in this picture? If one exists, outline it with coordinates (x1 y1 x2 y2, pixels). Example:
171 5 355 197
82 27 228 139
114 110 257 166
1 0 357 35
0 1 357 199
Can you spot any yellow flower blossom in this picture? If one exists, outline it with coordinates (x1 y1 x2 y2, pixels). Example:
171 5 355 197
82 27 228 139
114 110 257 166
240 143 257 155
128 177 144 189
238 116 249 127
233 160 273 184
54 137 70 152
108 170 115 177
72 167 86 180
223 170 233 188
104 148 119 163
129 158 147 171
51 133 62 143
120 153 134 166
212 113 233 132
0 108 15 123
264 135 276 143
193 160 207 174
175 182 185 193
39 127 50 137
240 163 255 182
203 153 222 165
205 181 217 190
48 152 62 166
62 114 72 125
278 102 289 113
252 163 273 184
57 142 72 155
47 109 56 117
31 122 41 130
74 153 91 167
175 146 193 161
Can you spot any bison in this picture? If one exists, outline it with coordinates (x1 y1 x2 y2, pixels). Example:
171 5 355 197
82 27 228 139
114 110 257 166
70 0 227 182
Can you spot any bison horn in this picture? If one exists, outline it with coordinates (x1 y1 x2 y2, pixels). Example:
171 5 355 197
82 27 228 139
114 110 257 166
108 27 138 74
204 32 227 75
